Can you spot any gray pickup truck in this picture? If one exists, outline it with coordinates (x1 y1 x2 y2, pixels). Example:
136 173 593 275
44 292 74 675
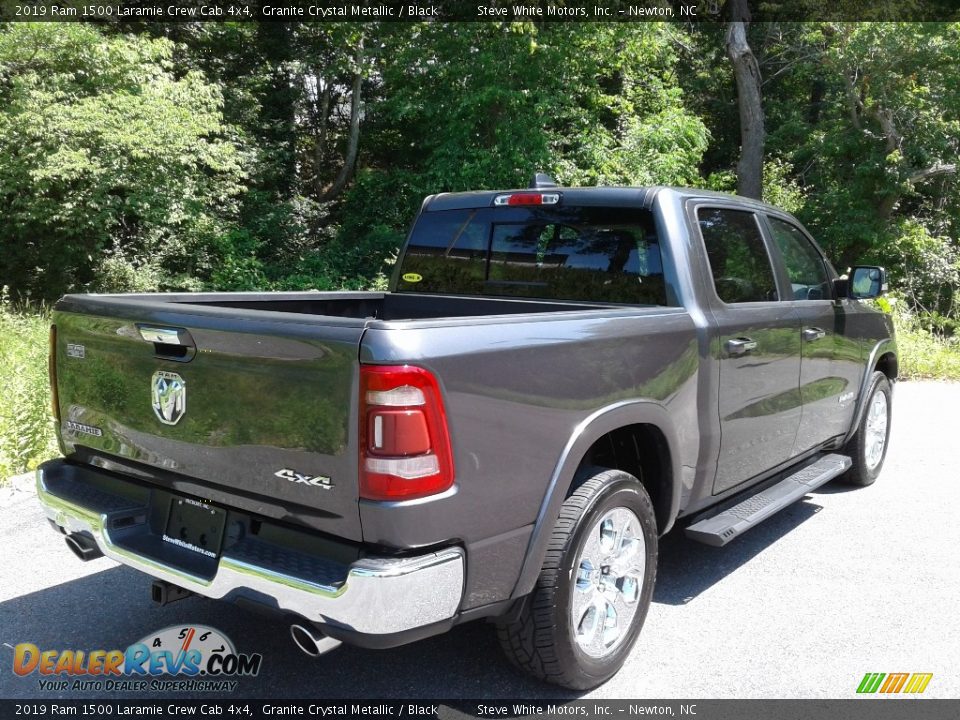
38 179 895 689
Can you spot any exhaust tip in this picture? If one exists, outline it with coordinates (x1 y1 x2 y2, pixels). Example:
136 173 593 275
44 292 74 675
290 623 342 658
65 533 103 562
290 624 322 657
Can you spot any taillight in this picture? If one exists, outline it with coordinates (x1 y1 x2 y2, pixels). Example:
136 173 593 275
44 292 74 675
48 324 61 423
359 365 454 501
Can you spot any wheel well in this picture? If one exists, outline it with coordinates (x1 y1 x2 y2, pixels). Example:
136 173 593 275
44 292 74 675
875 352 898 381
574 424 673 532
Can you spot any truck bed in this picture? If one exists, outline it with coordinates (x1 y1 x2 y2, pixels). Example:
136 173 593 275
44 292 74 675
50 290 668 547
57 291 623 324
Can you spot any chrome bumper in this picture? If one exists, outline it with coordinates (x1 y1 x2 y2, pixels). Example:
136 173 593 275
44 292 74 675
36 460 464 636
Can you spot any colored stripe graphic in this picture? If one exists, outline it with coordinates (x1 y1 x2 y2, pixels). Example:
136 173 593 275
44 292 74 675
857 673 885 693
903 673 933 694
857 672 933 694
880 673 909 693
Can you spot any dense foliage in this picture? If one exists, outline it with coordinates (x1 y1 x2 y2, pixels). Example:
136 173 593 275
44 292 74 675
0 24 246 298
0 19 958 324
0 297 58 479
1 18 959 478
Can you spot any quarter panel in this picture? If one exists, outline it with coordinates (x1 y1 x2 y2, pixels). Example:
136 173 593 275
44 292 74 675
359 310 699 607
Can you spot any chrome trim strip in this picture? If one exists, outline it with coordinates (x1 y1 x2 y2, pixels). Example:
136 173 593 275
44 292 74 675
37 463 464 635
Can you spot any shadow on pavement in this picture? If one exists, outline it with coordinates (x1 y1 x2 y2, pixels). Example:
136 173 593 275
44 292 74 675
805 481 865 495
654 498 822 605
0 564 577 701
1 494 828 700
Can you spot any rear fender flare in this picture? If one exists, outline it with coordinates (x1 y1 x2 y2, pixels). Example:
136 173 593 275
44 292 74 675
510 400 682 600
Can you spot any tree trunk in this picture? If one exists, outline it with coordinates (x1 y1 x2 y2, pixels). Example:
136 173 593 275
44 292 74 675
843 70 863 130
878 161 956 220
322 42 363 203
256 22 297 200
807 77 825 125
313 78 332 199
908 163 956 184
726 0 765 200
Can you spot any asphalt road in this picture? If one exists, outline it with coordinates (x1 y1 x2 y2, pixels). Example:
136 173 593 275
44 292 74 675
2 380 958 701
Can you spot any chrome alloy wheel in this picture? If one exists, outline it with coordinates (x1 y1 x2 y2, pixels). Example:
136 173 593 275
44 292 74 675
571 507 646 659
864 390 889 471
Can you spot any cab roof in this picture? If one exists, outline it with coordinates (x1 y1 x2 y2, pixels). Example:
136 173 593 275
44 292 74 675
422 186 786 215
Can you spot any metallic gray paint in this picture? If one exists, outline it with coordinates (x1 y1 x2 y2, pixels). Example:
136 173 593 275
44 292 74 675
45 186 897 629
845 334 899 445
511 398 687 600
53 299 365 540
358 308 697 607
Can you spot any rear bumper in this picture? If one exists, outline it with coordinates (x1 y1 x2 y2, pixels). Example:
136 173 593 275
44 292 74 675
36 459 465 637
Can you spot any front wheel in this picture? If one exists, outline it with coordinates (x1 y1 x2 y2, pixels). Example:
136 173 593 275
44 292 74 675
841 371 893 486
497 468 658 689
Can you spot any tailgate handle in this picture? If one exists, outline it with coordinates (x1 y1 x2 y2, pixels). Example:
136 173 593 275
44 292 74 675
137 325 196 362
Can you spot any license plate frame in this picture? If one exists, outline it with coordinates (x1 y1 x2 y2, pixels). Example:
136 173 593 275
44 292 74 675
163 497 227 558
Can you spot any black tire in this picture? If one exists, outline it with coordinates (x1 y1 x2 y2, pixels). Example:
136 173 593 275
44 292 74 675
841 371 893 486
496 468 658 690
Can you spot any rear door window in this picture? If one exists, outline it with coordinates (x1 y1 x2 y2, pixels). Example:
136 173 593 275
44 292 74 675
697 207 779 303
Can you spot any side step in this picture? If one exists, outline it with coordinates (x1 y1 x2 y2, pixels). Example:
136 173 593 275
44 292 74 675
685 454 852 547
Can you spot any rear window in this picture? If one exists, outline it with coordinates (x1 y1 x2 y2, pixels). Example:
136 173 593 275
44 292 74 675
396 206 670 305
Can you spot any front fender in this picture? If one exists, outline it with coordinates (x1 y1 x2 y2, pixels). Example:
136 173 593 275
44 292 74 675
509 399 682 599
843 337 897 445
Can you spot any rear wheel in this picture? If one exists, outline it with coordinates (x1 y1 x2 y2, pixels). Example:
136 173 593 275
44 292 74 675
842 371 892 486
497 468 658 689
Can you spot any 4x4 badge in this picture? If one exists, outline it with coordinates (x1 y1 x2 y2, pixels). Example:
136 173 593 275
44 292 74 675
274 468 333 490
152 370 186 425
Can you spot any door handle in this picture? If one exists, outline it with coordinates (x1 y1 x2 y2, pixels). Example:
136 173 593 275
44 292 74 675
726 337 758 356
803 327 826 341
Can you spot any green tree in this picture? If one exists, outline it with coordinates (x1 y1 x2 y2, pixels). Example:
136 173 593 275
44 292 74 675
331 22 709 281
768 23 959 290
372 22 707 191
0 23 246 300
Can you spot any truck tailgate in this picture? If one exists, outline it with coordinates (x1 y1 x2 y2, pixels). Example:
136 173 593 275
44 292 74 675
52 298 364 541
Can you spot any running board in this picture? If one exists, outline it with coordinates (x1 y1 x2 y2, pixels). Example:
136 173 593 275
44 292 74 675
685 454 852 547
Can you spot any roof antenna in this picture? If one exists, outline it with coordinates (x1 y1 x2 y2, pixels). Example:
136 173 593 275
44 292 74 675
529 173 558 189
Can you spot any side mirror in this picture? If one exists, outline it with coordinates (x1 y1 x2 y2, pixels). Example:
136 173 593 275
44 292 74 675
846 266 888 299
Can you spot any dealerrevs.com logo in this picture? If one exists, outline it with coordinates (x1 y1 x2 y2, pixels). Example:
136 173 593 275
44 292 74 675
13 625 262 693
